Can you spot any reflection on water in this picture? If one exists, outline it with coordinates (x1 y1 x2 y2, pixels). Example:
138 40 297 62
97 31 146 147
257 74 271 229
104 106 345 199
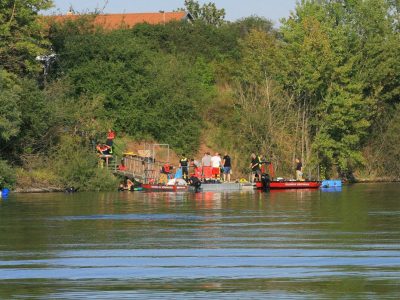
1 184 400 299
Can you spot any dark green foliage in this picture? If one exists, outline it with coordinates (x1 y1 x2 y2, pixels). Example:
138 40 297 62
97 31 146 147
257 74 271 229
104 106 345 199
51 26 217 153
380 109 400 175
0 70 59 159
313 84 373 173
48 14 100 53
181 0 226 26
0 0 53 75
131 22 241 62
0 71 21 142
0 160 16 189
52 135 117 191
367 105 400 177
15 79 53 153
233 16 275 37
276 0 399 176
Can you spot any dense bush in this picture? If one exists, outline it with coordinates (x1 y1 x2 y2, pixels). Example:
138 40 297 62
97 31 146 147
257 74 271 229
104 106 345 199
50 28 217 154
51 136 118 191
0 160 16 189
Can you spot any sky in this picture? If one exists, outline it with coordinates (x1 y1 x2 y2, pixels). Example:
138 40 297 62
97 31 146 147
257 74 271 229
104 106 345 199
48 0 298 25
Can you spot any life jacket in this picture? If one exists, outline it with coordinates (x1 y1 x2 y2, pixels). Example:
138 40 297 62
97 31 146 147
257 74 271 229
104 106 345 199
269 163 275 179
258 156 263 168
98 145 108 153
180 157 188 167
107 130 116 140
163 164 171 173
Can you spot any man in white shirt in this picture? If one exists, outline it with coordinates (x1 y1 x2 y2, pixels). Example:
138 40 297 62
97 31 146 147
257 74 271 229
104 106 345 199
211 152 222 180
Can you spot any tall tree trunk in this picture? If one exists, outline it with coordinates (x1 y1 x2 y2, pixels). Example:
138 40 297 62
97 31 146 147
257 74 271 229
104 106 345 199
301 98 306 163
293 102 301 170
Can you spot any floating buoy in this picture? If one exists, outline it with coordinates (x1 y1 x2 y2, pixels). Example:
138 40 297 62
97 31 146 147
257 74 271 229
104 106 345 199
1 188 10 198
321 180 342 188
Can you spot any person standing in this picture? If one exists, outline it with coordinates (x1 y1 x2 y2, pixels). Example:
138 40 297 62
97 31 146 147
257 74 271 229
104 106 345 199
222 153 232 182
180 154 189 180
211 152 222 180
201 152 212 180
106 129 116 148
250 153 261 182
160 162 173 184
201 152 212 167
190 158 201 169
259 155 267 174
190 158 202 178
295 158 303 181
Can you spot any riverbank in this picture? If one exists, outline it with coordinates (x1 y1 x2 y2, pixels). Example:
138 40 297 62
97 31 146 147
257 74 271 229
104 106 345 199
355 177 400 183
9 178 400 194
13 187 64 193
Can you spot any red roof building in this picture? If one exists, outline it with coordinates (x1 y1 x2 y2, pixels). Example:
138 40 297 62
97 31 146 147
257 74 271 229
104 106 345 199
48 11 193 29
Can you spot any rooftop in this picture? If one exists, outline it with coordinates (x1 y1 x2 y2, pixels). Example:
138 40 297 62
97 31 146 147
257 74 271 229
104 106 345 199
48 11 193 29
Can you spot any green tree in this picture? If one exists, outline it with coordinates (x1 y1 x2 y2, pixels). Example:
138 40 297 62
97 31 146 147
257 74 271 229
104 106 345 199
238 29 283 84
49 27 217 154
14 79 53 153
52 135 117 191
278 0 397 177
0 160 16 189
0 0 53 75
131 21 240 63
233 16 275 37
181 0 226 26
0 91 21 142
375 105 400 176
313 84 374 176
0 70 21 142
230 79 299 175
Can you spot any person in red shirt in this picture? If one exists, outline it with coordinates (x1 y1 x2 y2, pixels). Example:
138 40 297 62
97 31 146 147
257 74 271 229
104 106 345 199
118 159 127 171
106 129 116 147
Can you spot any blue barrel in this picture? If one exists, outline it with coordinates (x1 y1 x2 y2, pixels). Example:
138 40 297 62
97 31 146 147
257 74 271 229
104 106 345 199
1 188 10 198
321 180 342 188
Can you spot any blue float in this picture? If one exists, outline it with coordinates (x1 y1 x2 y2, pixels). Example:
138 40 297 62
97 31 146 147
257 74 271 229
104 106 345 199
1 188 10 198
321 180 342 188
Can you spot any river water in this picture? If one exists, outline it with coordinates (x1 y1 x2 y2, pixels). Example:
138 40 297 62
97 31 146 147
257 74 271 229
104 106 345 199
1 184 400 299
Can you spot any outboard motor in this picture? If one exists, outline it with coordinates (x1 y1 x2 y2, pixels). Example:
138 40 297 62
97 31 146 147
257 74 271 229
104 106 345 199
261 173 270 191
189 176 202 193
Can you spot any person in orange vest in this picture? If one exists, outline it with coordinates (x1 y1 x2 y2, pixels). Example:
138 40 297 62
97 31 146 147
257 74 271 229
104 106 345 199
118 159 127 171
106 129 116 148
160 163 174 184
162 163 173 177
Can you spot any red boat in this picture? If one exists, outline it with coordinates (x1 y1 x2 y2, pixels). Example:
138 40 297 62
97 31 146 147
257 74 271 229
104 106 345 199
142 184 188 192
256 181 321 189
